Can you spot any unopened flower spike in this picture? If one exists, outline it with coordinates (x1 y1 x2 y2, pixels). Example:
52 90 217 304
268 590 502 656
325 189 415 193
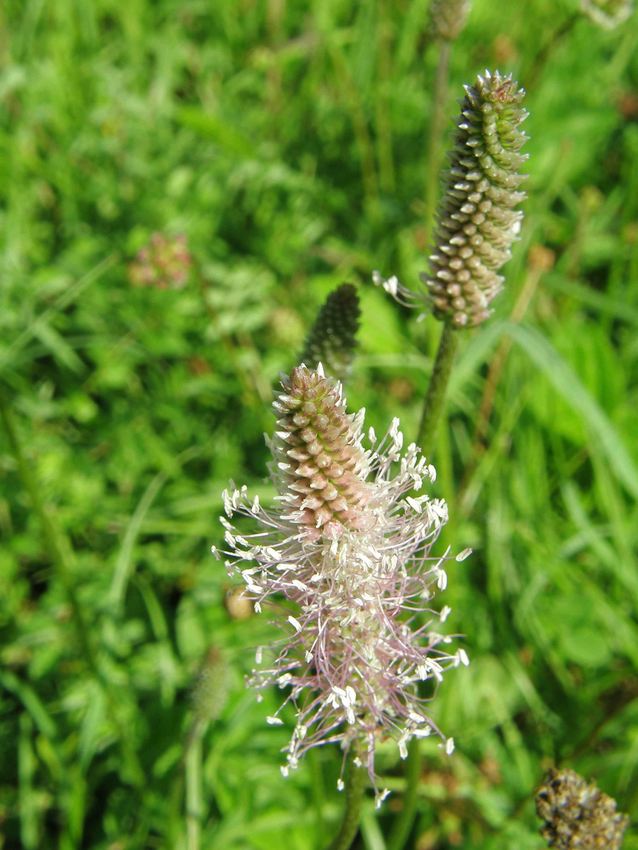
581 0 633 29
423 69 529 328
536 768 629 850
428 0 471 42
300 283 361 381
214 364 468 791
375 70 528 329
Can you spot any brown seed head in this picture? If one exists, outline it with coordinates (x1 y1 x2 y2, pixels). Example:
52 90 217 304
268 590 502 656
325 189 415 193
535 768 629 850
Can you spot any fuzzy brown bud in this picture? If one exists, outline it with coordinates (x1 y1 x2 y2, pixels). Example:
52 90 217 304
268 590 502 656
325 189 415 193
421 69 528 328
428 0 471 41
271 365 371 540
535 768 629 850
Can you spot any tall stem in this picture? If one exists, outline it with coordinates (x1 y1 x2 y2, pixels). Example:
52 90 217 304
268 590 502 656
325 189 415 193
185 732 203 850
327 750 368 850
417 322 458 450
387 738 421 850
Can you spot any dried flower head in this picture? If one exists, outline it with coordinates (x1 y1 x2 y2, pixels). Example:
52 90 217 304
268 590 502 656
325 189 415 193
536 768 629 850
581 0 633 28
214 364 469 802
374 70 528 328
428 0 471 42
128 232 192 290
300 284 361 381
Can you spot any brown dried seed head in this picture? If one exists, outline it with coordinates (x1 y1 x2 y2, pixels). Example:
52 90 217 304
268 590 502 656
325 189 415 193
535 768 629 850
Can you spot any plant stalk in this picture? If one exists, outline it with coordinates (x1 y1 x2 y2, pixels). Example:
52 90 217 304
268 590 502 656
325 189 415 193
185 731 203 850
327 749 368 850
417 321 458 450
387 738 421 850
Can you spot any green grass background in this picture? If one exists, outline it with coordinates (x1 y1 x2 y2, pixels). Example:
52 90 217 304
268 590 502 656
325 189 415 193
1 0 638 847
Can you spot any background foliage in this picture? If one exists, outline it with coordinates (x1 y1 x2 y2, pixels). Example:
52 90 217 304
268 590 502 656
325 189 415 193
1 0 638 847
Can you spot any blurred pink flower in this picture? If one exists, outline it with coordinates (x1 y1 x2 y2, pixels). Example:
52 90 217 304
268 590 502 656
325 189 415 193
128 232 191 290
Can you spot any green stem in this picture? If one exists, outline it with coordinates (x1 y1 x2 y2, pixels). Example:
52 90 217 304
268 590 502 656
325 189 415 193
387 738 421 850
185 732 203 850
417 322 458 450
327 749 368 850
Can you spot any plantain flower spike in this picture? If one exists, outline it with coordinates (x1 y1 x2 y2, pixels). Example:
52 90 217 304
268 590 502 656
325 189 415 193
581 0 633 28
214 364 469 802
373 71 528 327
422 69 528 327
428 0 471 42
536 768 629 850
300 284 361 381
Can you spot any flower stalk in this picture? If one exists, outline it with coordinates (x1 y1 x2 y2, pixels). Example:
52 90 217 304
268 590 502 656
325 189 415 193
417 321 459 450
327 749 368 850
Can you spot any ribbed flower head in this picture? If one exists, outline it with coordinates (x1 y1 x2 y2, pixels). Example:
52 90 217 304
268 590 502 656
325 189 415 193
373 71 528 327
422 70 528 328
581 0 633 28
271 365 372 540
536 769 629 850
214 364 469 800
428 0 471 42
300 284 361 381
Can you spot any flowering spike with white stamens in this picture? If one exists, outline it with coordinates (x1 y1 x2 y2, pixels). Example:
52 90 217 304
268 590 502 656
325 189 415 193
214 364 468 790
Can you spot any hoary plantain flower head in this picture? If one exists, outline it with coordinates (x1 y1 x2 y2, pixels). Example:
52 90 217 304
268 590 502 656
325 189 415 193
213 364 469 802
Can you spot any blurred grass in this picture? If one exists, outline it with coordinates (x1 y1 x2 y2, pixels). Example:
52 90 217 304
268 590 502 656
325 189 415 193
1 0 638 847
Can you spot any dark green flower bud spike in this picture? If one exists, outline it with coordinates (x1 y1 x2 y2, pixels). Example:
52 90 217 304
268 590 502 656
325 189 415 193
300 283 361 381
428 0 471 42
422 70 528 329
